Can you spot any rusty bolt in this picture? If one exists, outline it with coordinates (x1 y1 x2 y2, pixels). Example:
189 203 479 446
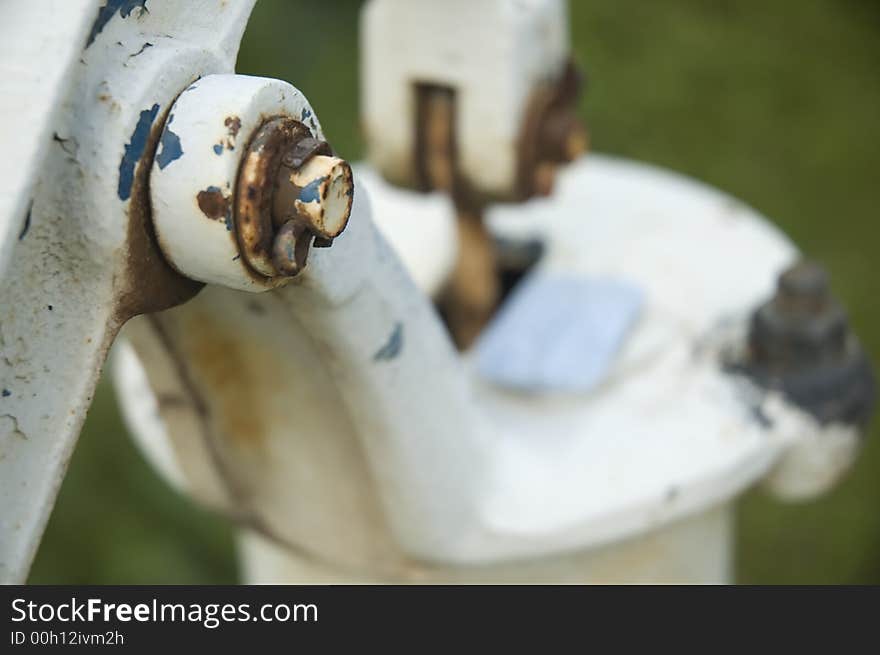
278 155 354 240
235 117 354 280
271 221 311 276
749 260 847 372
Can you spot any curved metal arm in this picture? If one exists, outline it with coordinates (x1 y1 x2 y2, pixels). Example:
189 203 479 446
0 0 255 584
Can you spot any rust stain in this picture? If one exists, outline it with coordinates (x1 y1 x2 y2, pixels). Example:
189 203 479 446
220 116 242 152
116 100 203 322
515 59 586 201
225 116 242 139
235 116 311 277
183 313 271 447
197 187 230 220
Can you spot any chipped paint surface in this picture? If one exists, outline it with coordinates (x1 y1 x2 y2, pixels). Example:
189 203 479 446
212 115 242 154
0 0 256 584
298 175 328 204
3 0 869 587
362 0 571 197
286 155 354 239
137 157 808 572
373 322 403 361
121 133 872 584
150 75 321 291
225 116 241 139
118 283 408 575
117 103 159 200
128 41 153 57
0 0 104 282
196 185 232 230
86 0 149 48
17 203 32 240
299 106 318 133
155 113 183 169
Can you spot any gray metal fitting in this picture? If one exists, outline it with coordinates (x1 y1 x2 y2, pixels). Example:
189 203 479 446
743 260 875 426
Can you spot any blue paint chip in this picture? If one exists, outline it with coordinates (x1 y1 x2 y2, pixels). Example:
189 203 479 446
156 114 183 169
474 274 644 393
374 322 403 361
87 0 149 48
212 143 223 155
301 107 312 121
298 176 327 203
117 103 159 200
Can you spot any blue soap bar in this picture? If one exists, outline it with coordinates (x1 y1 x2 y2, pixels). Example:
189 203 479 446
474 274 644 393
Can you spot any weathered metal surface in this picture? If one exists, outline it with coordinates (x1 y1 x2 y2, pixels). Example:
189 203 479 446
118 190 415 574
414 85 457 196
412 60 585 207
236 116 313 278
515 59 588 199
3 0 868 586
270 221 311 276
0 0 257 584
0 1 101 282
285 155 354 240
408 53 585 349
150 75 353 291
413 85 500 347
266 144 354 275
117 155 864 582
362 0 571 199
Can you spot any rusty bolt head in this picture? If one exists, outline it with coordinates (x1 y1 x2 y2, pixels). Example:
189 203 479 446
280 136 331 170
235 117 353 280
283 155 354 239
271 221 311 276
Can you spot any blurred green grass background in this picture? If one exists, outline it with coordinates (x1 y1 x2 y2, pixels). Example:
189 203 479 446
29 0 879 583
